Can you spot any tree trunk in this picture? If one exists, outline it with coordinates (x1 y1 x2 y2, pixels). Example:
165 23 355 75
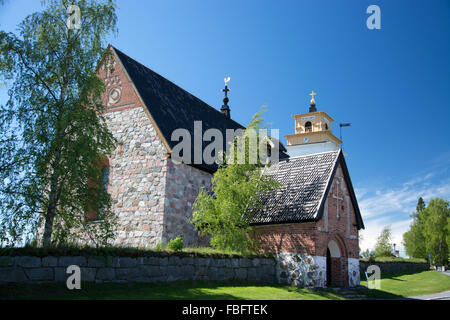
42 179 58 247
42 71 67 247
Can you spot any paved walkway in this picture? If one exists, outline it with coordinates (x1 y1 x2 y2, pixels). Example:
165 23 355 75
408 290 450 300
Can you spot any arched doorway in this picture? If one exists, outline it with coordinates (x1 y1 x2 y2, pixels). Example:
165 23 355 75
326 238 348 287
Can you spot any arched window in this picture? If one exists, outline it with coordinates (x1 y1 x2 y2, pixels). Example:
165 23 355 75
324 123 329 130
305 121 312 132
100 165 110 193
97 161 110 220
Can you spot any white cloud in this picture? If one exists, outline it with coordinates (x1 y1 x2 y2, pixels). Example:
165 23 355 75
360 217 412 255
357 167 450 257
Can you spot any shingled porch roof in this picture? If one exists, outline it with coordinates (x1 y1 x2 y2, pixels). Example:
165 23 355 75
251 150 364 229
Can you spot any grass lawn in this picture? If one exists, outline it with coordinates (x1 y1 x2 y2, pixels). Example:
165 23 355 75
357 270 450 299
1 270 448 300
0 281 345 300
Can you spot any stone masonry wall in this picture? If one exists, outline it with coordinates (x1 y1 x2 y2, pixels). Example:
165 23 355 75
97 49 212 248
359 261 429 275
162 159 212 246
105 106 168 248
0 255 276 284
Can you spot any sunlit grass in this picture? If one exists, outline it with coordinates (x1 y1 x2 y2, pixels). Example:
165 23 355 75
0 281 345 300
358 270 450 298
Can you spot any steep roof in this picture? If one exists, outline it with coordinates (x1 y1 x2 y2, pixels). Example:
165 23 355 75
251 150 364 229
112 46 287 172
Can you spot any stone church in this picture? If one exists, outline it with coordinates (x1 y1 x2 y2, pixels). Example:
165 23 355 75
94 45 364 287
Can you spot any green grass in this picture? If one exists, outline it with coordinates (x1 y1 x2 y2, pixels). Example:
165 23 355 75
1 270 448 300
0 281 344 300
358 270 450 299
0 245 272 259
360 257 427 263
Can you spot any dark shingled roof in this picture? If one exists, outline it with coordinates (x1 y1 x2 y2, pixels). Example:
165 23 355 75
113 47 288 173
251 150 364 229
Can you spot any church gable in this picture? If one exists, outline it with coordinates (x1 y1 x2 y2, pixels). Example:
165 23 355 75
111 46 246 173
319 154 364 231
251 150 364 230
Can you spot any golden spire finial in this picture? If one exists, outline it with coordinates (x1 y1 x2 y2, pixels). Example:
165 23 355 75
309 90 316 104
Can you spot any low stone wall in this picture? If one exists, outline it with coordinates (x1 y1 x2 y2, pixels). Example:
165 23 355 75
360 261 429 275
0 255 276 284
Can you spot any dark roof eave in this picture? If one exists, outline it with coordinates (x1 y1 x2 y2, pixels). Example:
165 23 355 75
315 151 364 230
250 217 318 227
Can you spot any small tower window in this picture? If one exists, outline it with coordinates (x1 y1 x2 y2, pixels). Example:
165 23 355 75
324 123 329 130
101 165 110 193
305 121 312 133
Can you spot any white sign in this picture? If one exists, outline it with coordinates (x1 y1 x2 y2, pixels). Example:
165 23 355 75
301 116 315 121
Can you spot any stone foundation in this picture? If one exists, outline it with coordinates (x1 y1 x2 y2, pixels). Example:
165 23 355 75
276 252 326 287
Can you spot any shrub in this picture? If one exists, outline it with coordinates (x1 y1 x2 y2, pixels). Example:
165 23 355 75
167 236 184 252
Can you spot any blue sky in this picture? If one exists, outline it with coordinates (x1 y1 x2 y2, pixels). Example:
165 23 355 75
1 0 449 255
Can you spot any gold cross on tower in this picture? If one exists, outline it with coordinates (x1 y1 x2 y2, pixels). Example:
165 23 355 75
309 90 316 104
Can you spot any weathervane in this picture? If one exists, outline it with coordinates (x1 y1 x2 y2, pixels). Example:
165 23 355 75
224 76 231 87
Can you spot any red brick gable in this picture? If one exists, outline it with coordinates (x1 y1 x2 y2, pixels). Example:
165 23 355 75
97 46 171 153
97 48 143 114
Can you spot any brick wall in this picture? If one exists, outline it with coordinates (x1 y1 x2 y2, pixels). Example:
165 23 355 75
252 163 361 287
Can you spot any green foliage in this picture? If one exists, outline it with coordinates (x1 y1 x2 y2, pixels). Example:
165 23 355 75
191 108 281 253
0 244 274 259
0 0 118 246
154 241 166 251
374 226 394 257
423 198 449 266
167 236 184 252
360 256 427 263
403 197 428 259
416 197 426 213
360 248 371 259
403 197 449 266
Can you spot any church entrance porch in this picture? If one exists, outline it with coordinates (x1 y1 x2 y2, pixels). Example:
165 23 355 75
326 238 349 287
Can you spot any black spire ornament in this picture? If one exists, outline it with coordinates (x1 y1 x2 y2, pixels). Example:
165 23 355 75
221 77 231 119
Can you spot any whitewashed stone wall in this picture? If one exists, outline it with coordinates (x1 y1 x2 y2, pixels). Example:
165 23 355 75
277 253 326 287
348 258 360 287
105 106 168 248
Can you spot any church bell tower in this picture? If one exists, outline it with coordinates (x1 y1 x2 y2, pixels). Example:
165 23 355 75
284 91 342 157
